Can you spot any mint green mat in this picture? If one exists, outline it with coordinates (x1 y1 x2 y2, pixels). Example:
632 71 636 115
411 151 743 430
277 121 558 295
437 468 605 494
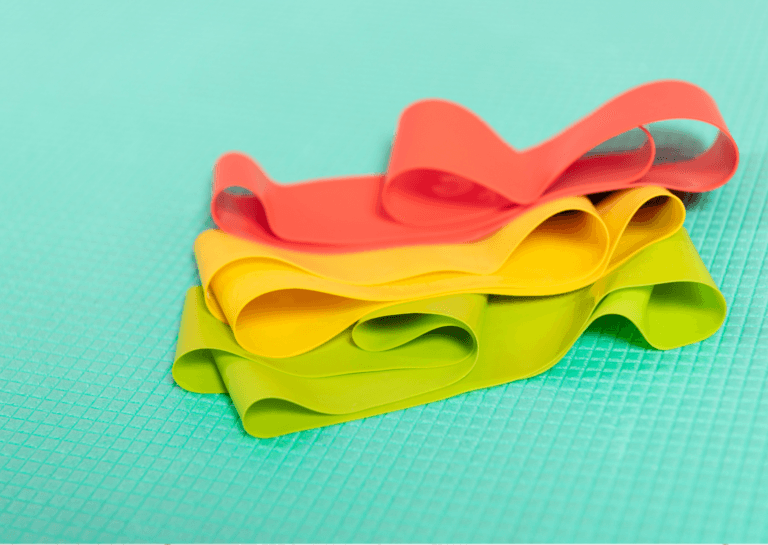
1 1 767 542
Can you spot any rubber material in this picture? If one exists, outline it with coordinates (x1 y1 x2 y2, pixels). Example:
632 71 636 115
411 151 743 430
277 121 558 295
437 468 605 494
198 186 684 357
173 228 726 438
212 80 738 252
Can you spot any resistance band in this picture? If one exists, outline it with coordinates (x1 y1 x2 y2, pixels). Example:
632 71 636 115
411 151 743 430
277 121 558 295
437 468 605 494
198 186 684 357
174 228 726 438
213 80 737 252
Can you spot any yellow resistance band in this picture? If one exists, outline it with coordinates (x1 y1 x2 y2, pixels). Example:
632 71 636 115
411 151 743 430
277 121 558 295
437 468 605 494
196 186 684 357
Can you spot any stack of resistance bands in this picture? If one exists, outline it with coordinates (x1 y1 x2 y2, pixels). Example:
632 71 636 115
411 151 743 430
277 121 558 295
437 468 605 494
173 80 739 438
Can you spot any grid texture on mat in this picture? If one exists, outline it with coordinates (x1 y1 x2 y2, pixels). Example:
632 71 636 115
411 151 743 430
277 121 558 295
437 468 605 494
1 0 767 542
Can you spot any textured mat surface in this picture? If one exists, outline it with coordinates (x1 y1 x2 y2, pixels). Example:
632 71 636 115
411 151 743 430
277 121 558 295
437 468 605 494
1 0 767 542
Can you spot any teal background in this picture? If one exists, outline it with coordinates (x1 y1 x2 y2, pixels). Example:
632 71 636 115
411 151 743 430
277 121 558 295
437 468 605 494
1 0 767 542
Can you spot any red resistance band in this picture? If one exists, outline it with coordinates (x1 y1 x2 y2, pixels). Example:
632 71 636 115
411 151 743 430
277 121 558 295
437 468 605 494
212 80 738 253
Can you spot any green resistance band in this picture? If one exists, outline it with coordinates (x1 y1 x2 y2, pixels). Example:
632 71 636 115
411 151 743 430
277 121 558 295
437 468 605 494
173 229 725 438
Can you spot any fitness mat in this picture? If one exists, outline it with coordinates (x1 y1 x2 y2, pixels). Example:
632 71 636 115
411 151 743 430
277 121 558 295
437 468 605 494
1 1 767 542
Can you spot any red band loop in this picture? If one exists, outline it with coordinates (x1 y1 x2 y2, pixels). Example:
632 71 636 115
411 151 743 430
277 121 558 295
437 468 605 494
212 80 738 252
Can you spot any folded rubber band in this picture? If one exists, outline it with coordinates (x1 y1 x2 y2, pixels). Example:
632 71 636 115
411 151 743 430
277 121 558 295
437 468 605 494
213 80 737 252
198 186 684 357
173 228 726 438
